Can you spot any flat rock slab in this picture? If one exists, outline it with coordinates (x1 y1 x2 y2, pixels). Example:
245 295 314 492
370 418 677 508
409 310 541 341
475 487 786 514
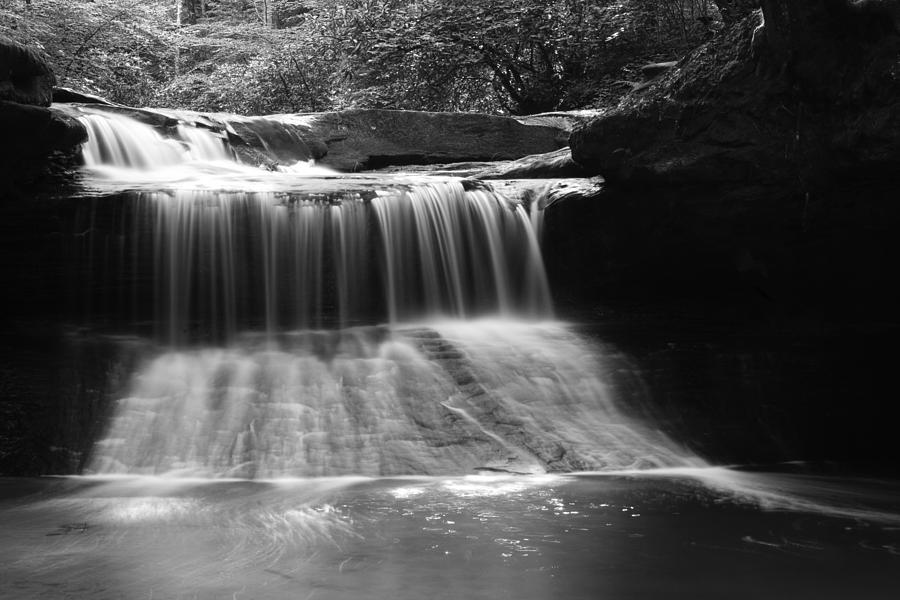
296 109 570 171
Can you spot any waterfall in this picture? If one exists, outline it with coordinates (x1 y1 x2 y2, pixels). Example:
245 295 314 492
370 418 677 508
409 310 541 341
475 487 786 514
91 323 695 478
63 108 701 478
75 110 231 167
69 184 552 341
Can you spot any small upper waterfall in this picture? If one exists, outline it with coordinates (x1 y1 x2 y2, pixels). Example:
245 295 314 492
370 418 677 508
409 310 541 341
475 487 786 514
76 109 232 167
59 106 701 477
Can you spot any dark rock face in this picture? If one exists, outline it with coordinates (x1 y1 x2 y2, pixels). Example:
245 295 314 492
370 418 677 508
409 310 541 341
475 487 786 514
570 19 781 186
0 101 87 199
570 4 900 190
0 101 88 158
543 180 900 321
556 0 900 325
0 37 55 107
1 40 87 199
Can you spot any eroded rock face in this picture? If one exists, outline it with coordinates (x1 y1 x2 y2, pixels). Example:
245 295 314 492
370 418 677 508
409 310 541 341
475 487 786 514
0 37 55 107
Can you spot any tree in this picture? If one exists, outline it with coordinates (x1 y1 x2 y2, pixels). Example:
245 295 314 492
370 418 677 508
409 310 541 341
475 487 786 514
155 2 339 113
2 0 730 113
1 0 174 106
350 0 720 114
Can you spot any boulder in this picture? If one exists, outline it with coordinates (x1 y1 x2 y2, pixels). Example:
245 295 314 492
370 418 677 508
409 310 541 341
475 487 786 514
0 41 87 199
0 101 87 199
0 37 55 107
0 101 87 161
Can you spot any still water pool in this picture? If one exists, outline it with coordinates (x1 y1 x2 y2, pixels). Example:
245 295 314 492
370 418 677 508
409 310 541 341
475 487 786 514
2 470 898 599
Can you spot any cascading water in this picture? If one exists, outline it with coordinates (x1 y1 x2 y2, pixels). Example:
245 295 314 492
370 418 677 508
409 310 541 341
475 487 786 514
76 109 233 167
62 105 700 477
5 106 897 600
74 183 551 341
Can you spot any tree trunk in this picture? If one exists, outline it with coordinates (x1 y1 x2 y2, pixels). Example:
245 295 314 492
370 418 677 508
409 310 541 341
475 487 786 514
174 0 182 76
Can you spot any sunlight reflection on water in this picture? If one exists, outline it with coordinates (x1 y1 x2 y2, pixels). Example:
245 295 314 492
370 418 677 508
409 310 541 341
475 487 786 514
1 471 899 600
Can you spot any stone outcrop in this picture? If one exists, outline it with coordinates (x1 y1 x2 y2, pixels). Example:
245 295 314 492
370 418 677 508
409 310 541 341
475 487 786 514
0 37 55 106
569 2 900 190
0 101 87 159
1 39 87 199
551 1 900 323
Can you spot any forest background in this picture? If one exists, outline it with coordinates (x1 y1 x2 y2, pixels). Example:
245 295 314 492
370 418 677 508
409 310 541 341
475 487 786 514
2 0 722 115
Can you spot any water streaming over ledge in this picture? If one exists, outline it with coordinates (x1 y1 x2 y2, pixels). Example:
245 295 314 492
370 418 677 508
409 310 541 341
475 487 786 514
62 105 701 477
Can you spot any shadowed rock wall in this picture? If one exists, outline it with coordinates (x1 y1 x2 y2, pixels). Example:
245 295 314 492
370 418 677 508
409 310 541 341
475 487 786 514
1 38 87 200
556 1 900 323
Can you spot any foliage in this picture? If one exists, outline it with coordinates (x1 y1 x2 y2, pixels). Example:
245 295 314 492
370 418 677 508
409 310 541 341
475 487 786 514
156 21 335 113
1 0 174 106
1 0 724 114
341 0 721 114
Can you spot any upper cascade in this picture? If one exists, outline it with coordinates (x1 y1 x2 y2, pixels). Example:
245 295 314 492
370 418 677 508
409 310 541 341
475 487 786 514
55 104 342 190
61 106 554 340
69 106 235 168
